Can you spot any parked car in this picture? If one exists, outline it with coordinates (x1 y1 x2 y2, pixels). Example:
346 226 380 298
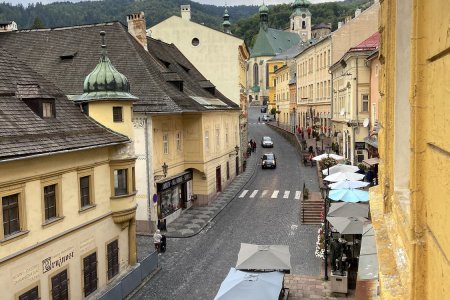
261 136 274 148
261 153 277 169
260 106 267 113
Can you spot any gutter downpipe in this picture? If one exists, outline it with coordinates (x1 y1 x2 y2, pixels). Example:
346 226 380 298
354 56 359 165
144 116 152 232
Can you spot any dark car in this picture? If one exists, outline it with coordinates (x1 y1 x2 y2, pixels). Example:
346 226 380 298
261 153 276 169
261 136 274 148
261 107 267 113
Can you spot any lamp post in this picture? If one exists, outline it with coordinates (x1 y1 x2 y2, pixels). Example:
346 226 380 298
324 184 330 281
162 162 168 177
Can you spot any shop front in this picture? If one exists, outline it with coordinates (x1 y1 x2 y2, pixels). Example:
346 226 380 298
156 170 193 226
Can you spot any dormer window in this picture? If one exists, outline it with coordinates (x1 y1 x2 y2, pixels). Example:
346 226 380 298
42 102 53 118
24 98 56 118
169 81 183 92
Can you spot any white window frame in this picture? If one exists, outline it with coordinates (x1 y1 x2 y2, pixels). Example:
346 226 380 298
176 131 182 152
362 94 369 112
163 133 169 155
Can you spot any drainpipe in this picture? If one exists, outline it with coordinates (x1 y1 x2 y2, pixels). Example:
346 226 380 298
353 57 359 165
144 116 152 231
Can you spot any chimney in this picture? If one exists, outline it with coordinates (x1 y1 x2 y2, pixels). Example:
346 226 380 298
338 22 343 29
0 21 17 32
355 8 362 18
127 12 148 51
181 5 191 21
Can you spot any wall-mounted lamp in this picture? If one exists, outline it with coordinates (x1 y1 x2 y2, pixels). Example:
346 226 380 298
235 145 240 155
162 162 168 178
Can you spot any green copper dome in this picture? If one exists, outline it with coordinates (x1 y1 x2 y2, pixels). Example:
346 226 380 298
78 31 137 102
223 8 229 18
259 4 269 13
293 0 310 9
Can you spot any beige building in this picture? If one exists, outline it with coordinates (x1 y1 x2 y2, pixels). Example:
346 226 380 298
0 47 137 299
149 5 248 107
274 64 291 126
330 33 379 164
295 36 332 137
331 1 380 65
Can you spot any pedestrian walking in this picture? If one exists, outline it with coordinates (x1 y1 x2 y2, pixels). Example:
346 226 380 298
153 229 162 253
252 140 256 152
258 117 261 122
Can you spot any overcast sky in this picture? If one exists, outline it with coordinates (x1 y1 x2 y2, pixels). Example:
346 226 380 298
4 0 341 7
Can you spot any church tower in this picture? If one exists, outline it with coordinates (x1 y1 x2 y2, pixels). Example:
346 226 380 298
222 8 231 34
259 3 269 31
290 0 311 42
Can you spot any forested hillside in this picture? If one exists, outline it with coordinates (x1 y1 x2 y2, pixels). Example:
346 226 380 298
0 0 373 46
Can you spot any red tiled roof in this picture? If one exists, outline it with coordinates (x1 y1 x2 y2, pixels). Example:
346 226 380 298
349 32 380 52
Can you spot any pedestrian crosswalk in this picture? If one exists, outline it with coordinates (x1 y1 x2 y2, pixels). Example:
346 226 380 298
238 189 302 200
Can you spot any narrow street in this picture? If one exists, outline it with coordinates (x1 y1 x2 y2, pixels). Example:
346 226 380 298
132 106 321 300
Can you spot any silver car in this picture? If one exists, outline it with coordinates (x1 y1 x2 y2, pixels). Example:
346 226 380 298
261 136 274 148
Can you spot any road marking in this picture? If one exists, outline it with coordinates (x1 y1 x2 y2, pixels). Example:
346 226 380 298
260 190 268 198
250 190 258 198
239 190 248 198
283 191 290 199
294 191 302 200
271 190 279 198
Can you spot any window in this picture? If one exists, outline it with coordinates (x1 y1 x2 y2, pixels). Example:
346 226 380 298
107 240 119 280
191 38 199 46
362 94 369 112
42 102 54 118
253 63 258 86
225 126 229 144
215 128 220 147
226 162 230 180
113 106 123 122
2 194 19 237
44 184 57 220
163 133 169 154
19 286 38 300
132 167 136 193
205 130 209 152
83 252 98 297
51 269 68 300
114 169 128 196
176 132 182 151
80 176 91 208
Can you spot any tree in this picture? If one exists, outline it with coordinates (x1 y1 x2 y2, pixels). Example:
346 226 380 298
31 16 45 29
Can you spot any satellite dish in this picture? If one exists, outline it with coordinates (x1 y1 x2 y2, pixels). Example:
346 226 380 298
363 118 369 128
339 108 346 116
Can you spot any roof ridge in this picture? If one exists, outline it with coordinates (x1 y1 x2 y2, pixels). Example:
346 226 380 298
16 21 119 33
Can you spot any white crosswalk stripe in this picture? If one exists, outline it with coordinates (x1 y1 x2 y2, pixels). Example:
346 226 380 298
271 190 279 199
294 191 302 200
239 190 248 198
260 190 268 198
249 190 259 198
283 191 290 199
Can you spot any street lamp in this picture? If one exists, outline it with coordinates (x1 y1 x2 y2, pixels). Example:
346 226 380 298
235 145 240 155
324 184 330 281
162 162 168 177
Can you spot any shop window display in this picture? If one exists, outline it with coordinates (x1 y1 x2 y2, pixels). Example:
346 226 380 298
160 186 181 218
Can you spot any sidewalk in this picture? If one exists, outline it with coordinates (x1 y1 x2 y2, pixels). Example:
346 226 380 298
162 149 258 238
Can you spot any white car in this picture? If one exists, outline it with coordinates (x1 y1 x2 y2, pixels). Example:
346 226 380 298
261 136 274 148
262 115 271 122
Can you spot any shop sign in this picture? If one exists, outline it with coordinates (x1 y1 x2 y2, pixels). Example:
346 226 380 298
354 142 366 150
42 247 74 274
157 171 192 192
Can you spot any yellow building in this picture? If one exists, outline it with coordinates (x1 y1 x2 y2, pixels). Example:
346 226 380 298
330 33 379 164
370 0 450 298
274 64 291 126
295 36 332 135
267 60 286 112
0 46 137 299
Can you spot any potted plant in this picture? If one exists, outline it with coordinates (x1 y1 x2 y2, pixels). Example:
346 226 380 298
357 163 367 174
319 157 338 170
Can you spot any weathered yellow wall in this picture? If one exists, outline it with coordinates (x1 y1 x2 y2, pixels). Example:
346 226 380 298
275 66 290 124
371 0 450 299
88 101 134 139
268 60 286 111
150 16 244 105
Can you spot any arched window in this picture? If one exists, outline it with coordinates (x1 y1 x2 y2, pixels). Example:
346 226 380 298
302 21 306 29
253 63 259 86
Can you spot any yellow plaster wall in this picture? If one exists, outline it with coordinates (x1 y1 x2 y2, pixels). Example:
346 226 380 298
268 60 285 110
88 101 134 139
150 16 244 105
371 0 450 299
274 66 290 124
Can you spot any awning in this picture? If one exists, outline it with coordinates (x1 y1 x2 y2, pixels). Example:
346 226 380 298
363 157 379 167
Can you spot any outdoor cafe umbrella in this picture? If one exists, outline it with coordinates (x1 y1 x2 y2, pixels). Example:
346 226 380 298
236 243 291 273
312 153 345 161
327 202 369 218
326 216 369 234
322 164 359 176
214 268 284 300
323 172 365 183
328 188 369 203
329 180 369 190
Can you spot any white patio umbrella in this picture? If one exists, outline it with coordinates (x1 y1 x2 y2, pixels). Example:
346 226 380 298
236 243 291 272
326 216 369 234
327 202 369 218
322 164 360 176
328 188 369 202
329 180 369 190
323 172 365 182
214 268 284 300
312 153 345 161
